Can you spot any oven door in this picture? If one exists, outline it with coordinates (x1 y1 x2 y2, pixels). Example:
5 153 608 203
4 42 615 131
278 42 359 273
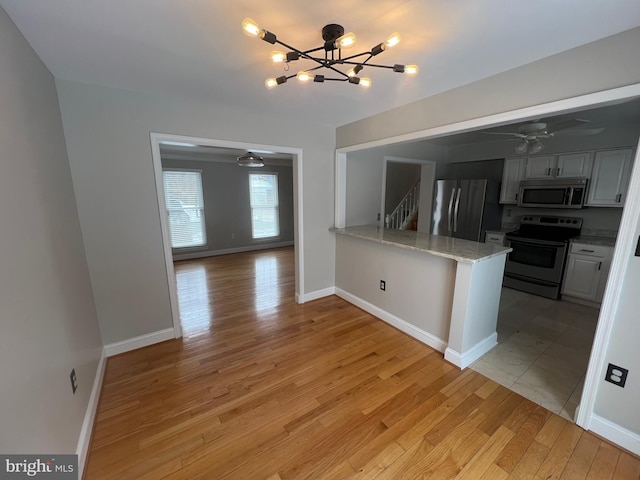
505 236 567 283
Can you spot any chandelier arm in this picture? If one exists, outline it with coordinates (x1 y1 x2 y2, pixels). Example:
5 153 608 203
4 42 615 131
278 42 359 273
340 51 374 63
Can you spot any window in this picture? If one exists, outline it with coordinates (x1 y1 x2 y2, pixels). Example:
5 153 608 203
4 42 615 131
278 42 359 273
249 172 279 239
162 169 206 248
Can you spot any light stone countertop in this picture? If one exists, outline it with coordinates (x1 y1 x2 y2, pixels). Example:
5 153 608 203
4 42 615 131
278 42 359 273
331 225 512 264
571 235 617 247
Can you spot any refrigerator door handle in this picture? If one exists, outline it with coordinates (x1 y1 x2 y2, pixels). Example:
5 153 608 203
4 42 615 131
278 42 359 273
447 188 456 232
453 187 461 232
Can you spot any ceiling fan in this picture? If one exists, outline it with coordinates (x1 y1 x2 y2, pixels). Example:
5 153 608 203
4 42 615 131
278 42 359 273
483 119 605 154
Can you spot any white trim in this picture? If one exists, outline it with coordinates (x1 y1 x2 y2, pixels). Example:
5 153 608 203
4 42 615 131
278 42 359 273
334 152 347 228
577 137 640 429
444 333 497 370
336 84 640 153
104 328 175 357
173 241 294 261
76 348 107 479
149 133 305 321
335 288 448 353
588 414 640 456
298 286 336 304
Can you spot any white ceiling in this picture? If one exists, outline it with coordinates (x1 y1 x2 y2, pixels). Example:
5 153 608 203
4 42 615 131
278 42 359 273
2 1 640 128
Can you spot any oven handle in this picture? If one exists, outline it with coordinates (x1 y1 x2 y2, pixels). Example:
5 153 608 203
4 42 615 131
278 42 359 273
506 236 567 248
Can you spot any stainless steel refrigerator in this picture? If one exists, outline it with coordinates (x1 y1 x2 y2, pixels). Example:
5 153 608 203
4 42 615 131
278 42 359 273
431 179 502 242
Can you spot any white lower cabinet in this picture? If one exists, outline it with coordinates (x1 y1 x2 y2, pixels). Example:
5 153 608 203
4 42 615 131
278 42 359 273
562 242 613 304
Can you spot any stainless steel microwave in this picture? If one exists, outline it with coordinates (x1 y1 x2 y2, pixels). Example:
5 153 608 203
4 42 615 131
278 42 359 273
518 178 588 209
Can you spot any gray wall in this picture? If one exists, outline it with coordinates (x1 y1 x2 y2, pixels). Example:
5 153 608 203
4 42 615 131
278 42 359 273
385 163 422 213
336 27 640 441
436 159 504 183
0 8 102 454
161 159 294 254
56 79 335 345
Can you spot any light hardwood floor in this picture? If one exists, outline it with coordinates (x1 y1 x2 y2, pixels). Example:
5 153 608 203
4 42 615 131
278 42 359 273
85 247 639 479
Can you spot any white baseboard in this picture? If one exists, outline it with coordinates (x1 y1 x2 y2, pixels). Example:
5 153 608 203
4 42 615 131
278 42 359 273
173 241 294 261
588 413 640 456
444 332 497 370
76 348 107 479
297 287 336 304
335 288 447 353
104 328 175 357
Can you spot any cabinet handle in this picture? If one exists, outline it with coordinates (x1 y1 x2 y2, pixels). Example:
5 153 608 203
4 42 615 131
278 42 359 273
515 192 518 201
616 193 622 203
545 168 550 176
579 249 595 253
598 262 602 271
556 167 561 176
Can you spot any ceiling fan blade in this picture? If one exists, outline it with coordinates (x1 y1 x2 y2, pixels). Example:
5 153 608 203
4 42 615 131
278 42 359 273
481 131 525 138
546 118 589 133
552 127 605 136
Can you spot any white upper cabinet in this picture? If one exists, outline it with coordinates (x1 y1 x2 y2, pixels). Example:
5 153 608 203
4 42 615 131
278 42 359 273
586 149 634 207
556 152 593 178
499 157 525 204
524 155 557 179
523 153 591 179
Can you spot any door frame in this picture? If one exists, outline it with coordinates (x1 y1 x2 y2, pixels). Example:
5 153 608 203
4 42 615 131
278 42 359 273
380 156 436 230
334 83 640 445
150 132 304 338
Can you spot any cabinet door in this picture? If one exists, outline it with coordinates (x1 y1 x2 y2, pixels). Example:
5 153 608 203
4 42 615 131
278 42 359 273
499 158 524 204
562 254 603 301
524 155 557 178
557 152 592 177
586 149 633 206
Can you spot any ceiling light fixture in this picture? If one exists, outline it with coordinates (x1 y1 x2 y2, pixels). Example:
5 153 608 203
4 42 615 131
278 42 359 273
242 18 418 89
237 151 265 168
515 139 545 155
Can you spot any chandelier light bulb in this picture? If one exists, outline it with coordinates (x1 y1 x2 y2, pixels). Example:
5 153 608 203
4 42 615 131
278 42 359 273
404 64 419 76
296 71 313 82
336 32 357 49
271 51 286 63
242 18 262 38
384 33 401 48
359 77 372 88
265 77 278 89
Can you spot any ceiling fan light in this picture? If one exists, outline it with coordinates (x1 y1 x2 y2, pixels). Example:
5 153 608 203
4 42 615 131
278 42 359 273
237 152 265 167
529 140 545 154
514 141 528 155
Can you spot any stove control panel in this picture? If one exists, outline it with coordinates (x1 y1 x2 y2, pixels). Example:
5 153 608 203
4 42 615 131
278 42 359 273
520 215 582 229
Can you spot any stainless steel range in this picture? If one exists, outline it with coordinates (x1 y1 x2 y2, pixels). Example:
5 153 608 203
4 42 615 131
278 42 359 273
504 215 582 299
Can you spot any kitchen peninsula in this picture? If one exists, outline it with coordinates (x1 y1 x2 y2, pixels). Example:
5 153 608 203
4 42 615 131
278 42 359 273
331 225 512 368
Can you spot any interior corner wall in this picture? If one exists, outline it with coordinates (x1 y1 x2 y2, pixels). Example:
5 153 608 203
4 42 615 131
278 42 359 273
55 79 336 345
0 7 102 453
336 27 640 148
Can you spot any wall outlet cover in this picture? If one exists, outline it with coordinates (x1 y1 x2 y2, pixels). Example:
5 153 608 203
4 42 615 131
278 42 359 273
605 363 628 388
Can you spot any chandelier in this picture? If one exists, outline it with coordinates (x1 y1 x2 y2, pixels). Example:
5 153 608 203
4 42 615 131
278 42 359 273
242 18 418 89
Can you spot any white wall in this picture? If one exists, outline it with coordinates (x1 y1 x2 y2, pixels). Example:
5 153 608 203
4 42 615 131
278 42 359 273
0 8 102 453
56 80 336 344
335 27 640 444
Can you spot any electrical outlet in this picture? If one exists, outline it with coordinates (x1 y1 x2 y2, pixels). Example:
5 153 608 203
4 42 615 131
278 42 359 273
377 213 381 221
70 369 78 394
231 233 236 239
380 280 386 291
605 363 628 388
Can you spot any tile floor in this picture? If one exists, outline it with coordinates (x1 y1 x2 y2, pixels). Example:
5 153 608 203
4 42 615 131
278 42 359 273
471 287 600 422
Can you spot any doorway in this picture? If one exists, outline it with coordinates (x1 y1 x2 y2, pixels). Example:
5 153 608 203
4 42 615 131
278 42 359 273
150 133 304 338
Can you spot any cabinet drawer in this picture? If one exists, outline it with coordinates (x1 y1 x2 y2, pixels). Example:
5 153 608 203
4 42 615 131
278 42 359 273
569 243 612 258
